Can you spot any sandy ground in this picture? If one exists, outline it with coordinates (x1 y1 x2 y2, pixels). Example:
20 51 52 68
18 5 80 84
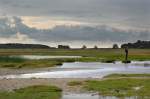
0 67 56 76
0 68 86 76
0 68 149 94
0 68 98 93
0 78 99 93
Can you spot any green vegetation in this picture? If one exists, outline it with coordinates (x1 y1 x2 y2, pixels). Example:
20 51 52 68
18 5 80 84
68 81 83 86
68 74 150 97
0 56 26 63
0 56 105 69
104 74 150 78
0 56 118 69
0 58 72 69
0 85 62 99
0 48 149 61
84 79 150 97
0 48 149 69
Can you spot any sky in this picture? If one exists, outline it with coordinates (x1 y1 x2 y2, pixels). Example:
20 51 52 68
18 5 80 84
0 0 149 48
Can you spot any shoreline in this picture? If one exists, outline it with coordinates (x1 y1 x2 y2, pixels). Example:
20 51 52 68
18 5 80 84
0 78 98 93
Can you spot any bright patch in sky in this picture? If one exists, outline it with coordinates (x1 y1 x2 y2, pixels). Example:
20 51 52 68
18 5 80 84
21 16 88 29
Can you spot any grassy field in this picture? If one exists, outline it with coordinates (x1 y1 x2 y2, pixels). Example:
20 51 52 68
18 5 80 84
0 48 149 69
0 48 149 61
68 74 150 98
0 56 79 69
84 79 150 97
68 79 150 97
0 85 62 99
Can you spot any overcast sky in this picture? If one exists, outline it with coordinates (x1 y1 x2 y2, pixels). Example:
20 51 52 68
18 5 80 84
0 0 149 48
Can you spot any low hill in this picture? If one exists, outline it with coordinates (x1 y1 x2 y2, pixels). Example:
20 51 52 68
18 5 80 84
0 43 53 49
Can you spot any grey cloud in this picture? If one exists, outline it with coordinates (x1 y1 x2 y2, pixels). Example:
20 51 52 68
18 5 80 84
0 0 149 30
0 17 149 44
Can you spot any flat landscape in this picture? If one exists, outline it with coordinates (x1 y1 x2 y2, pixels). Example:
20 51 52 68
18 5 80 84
0 48 149 99
0 48 150 60
0 0 150 98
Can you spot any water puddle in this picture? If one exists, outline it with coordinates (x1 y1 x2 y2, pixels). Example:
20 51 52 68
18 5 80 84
11 55 81 59
62 93 144 99
0 61 150 79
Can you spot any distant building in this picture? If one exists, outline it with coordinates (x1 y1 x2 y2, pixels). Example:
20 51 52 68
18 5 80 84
58 45 70 49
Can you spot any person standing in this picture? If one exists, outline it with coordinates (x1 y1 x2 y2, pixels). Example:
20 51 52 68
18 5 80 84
125 47 128 62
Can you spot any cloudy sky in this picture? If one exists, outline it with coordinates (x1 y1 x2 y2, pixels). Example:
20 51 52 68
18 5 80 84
0 0 149 48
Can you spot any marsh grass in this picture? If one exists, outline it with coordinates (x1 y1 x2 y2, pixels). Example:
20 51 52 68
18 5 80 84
0 85 62 99
0 48 150 69
84 78 150 97
0 49 149 61
0 56 26 63
68 81 83 86
0 57 111 69
104 74 150 78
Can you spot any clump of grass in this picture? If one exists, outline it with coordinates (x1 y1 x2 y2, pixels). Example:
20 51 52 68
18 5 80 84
0 85 62 99
122 60 131 63
101 59 116 63
76 57 101 62
84 78 150 97
0 56 26 63
0 58 63 69
68 81 83 86
104 74 150 78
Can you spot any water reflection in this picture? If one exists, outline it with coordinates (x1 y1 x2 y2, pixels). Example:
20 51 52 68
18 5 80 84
0 61 150 79
11 55 81 59
62 93 148 99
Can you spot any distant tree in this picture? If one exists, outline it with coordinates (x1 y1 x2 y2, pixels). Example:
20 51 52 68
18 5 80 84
113 44 119 49
121 40 150 48
82 45 87 49
58 45 70 49
94 45 98 49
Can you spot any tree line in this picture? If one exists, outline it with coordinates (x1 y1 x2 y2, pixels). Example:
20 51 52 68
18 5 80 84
121 40 150 49
0 43 52 49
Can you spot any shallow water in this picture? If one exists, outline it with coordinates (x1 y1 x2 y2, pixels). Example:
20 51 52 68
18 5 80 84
62 93 142 99
1 61 150 79
1 61 150 99
11 55 81 59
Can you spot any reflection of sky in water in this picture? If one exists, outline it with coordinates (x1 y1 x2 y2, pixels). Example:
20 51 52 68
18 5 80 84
0 61 150 79
62 93 140 99
11 55 81 59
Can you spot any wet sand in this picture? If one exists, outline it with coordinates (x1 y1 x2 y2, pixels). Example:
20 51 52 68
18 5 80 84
0 67 58 76
0 78 98 93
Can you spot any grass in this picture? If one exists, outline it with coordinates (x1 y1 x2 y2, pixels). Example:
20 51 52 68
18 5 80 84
104 74 150 78
0 56 26 63
0 56 118 69
0 48 149 69
0 48 149 61
0 59 63 69
0 85 62 99
67 74 150 97
68 81 83 86
0 57 100 69
84 78 150 97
